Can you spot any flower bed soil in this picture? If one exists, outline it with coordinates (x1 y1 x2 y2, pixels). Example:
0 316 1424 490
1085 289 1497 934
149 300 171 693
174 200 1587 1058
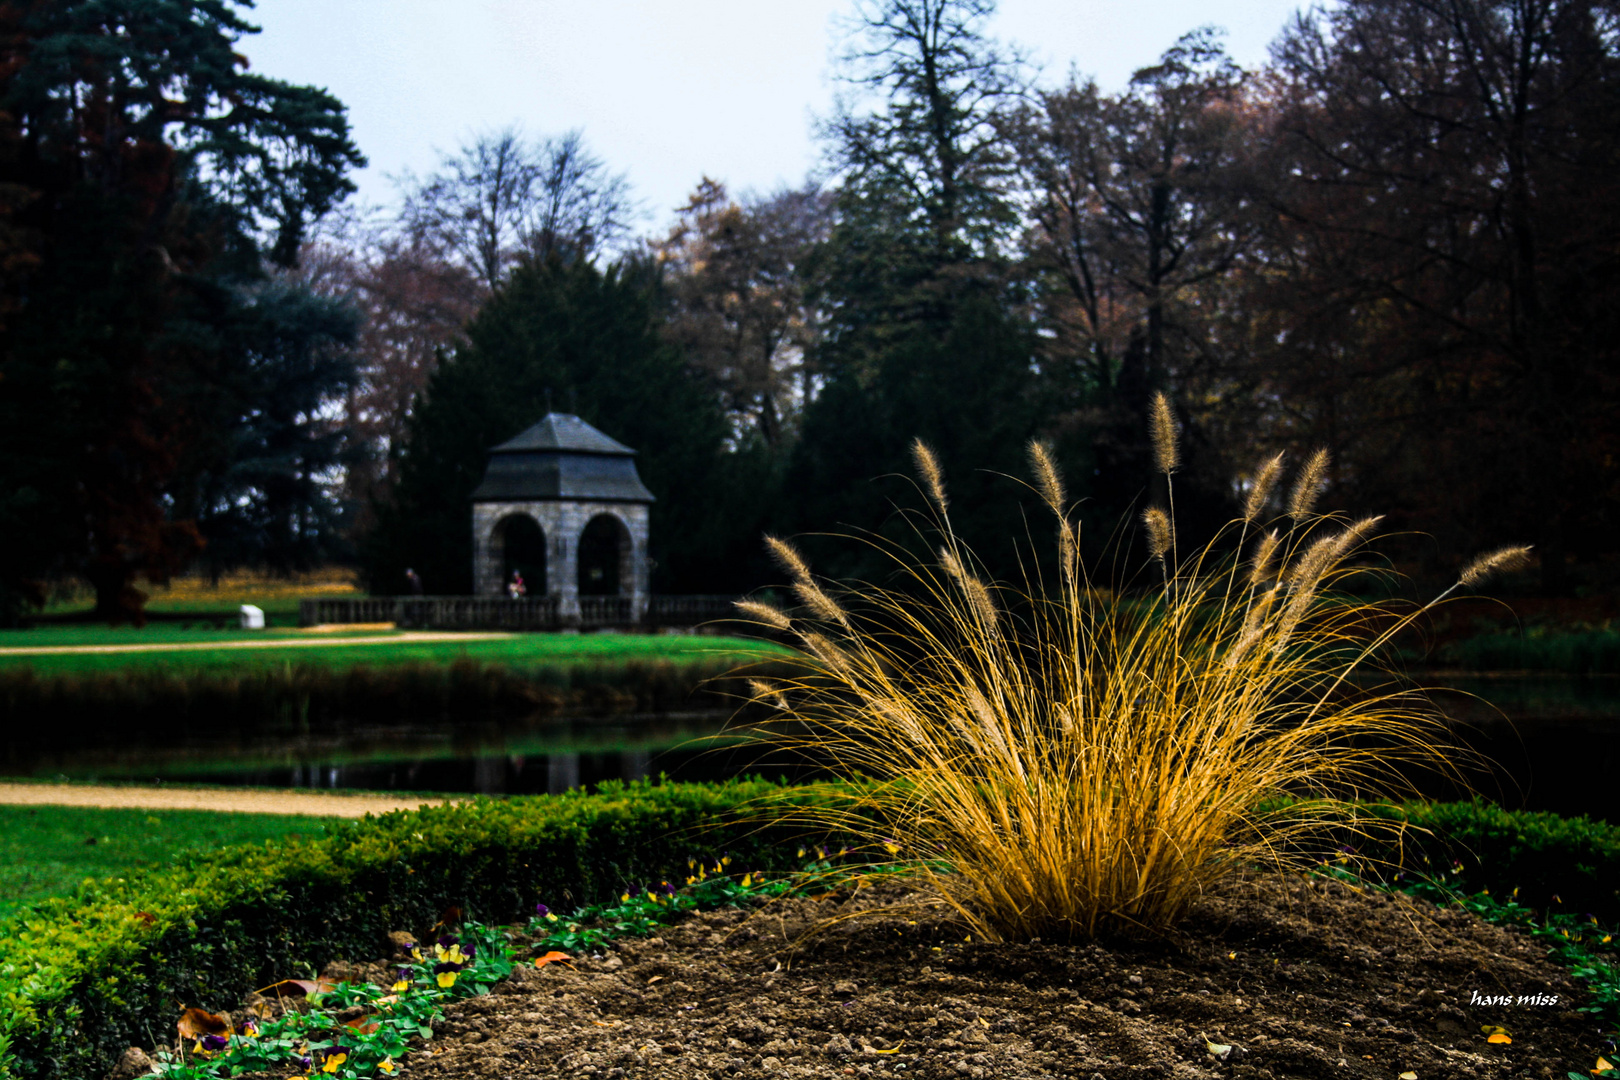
150 873 1601 1080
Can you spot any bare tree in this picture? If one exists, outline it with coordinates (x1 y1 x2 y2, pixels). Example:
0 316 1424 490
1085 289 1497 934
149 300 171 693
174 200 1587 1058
1018 29 1255 394
657 178 831 446
296 213 481 523
1012 29 1261 506
399 127 635 289
528 130 635 264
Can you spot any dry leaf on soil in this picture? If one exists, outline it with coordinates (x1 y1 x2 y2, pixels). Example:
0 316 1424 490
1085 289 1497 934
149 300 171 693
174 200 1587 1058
176 1007 230 1041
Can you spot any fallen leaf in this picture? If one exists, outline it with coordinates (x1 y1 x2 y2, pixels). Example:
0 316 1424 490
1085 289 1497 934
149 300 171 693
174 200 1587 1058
873 1042 906 1054
1487 1033 1512 1045
1203 1035 1233 1061
534 951 573 970
254 977 338 1000
343 1015 381 1035
177 1007 230 1041
1399 1071 1417 1079
647 975 664 985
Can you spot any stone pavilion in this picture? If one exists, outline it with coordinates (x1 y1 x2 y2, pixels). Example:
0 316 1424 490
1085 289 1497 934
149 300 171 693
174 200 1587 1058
469 414 653 623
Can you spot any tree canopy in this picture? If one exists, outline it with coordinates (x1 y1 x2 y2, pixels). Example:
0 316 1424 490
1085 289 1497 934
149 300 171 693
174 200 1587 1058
0 0 363 620
367 256 737 596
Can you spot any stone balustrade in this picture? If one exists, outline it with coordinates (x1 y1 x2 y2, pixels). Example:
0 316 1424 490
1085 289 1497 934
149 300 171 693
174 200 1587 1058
298 595 741 632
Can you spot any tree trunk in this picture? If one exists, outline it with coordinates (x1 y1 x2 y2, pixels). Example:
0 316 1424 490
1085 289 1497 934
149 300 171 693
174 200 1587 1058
86 561 148 627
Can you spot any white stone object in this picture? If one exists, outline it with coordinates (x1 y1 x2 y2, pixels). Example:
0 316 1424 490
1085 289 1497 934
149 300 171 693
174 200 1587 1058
239 604 265 629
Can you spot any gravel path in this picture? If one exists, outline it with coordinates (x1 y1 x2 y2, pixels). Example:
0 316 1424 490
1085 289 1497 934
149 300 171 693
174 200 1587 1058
0 631 513 657
0 782 464 817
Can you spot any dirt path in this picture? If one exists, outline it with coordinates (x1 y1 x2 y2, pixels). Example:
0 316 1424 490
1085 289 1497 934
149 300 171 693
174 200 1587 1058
0 631 514 657
0 782 465 818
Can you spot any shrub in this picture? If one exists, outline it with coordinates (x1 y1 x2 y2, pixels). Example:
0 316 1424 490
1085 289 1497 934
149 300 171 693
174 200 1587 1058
1436 626 1620 674
0 779 849 1080
1345 799 1620 922
734 401 1532 941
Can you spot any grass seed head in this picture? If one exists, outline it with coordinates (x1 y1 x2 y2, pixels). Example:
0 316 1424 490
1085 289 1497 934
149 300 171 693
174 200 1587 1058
1027 439 1066 514
765 535 813 585
1244 452 1286 523
1142 507 1172 561
912 438 948 510
1458 545 1534 587
1249 530 1280 588
1151 392 1179 474
734 599 792 631
1288 449 1330 520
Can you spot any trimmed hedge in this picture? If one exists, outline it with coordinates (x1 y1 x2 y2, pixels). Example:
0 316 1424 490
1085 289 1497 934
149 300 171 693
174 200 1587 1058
0 779 851 1080
1434 627 1620 674
4 784 1616 1080
1347 799 1620 921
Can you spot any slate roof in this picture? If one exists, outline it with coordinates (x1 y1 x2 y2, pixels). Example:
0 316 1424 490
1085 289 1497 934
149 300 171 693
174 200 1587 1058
489 413 635 456
471 414 655 504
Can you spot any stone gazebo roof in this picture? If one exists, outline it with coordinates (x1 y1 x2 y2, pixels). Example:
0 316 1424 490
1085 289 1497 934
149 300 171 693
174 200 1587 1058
470 413 655 504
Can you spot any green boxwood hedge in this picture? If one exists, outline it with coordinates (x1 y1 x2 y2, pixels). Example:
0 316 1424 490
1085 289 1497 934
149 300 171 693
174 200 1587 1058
3 783 1616 1080
1345 799 1620 920
0 779 850 1080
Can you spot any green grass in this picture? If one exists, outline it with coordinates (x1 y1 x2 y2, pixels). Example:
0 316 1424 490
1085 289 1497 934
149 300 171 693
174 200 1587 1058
0 805 336 918
0 626 786 675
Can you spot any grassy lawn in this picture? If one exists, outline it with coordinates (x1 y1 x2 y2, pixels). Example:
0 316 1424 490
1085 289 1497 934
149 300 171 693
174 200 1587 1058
0 626 787 675
0 804 336 918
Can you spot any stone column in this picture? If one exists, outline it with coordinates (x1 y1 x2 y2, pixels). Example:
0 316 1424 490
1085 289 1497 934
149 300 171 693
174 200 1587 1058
471 504 504 596
628 505 650 623
552 510 580 627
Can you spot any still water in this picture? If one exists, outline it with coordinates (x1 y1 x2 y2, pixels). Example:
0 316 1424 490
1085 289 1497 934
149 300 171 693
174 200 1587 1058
10 677 1618 822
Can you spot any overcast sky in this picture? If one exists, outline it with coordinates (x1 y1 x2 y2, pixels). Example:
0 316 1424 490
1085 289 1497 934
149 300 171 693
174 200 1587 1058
240 0 1305 234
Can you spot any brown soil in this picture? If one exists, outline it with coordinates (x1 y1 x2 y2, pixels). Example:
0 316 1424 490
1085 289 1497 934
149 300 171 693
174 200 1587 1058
390 873 1597 1080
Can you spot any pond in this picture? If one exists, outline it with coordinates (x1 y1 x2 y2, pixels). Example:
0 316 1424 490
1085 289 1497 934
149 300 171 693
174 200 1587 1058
8 675 1617 823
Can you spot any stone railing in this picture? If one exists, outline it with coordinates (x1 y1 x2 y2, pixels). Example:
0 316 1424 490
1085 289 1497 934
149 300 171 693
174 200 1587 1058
299 594 741 632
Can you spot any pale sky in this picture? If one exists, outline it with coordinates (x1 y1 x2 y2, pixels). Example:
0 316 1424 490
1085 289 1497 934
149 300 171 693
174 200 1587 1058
240 0 1306 233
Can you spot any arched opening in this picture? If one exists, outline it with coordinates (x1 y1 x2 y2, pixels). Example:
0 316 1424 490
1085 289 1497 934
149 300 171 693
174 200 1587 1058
578 513 629 596
496 514 547 595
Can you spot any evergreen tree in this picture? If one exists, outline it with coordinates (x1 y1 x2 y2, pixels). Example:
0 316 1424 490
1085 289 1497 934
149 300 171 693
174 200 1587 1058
788 0 1041 579
0 0 363 621
172 280 362 574
368 256 735 595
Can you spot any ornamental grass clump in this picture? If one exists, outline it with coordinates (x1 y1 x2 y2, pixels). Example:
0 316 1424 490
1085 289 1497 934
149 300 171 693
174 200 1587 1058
736 396 1532 942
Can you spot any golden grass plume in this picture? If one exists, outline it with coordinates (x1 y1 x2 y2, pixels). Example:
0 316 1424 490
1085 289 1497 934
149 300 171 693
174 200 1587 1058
730 434 1523 943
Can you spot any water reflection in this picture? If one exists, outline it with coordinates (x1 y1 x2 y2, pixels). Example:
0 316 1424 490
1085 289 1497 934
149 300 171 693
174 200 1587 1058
5 678 1616 821
6 710 821 796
